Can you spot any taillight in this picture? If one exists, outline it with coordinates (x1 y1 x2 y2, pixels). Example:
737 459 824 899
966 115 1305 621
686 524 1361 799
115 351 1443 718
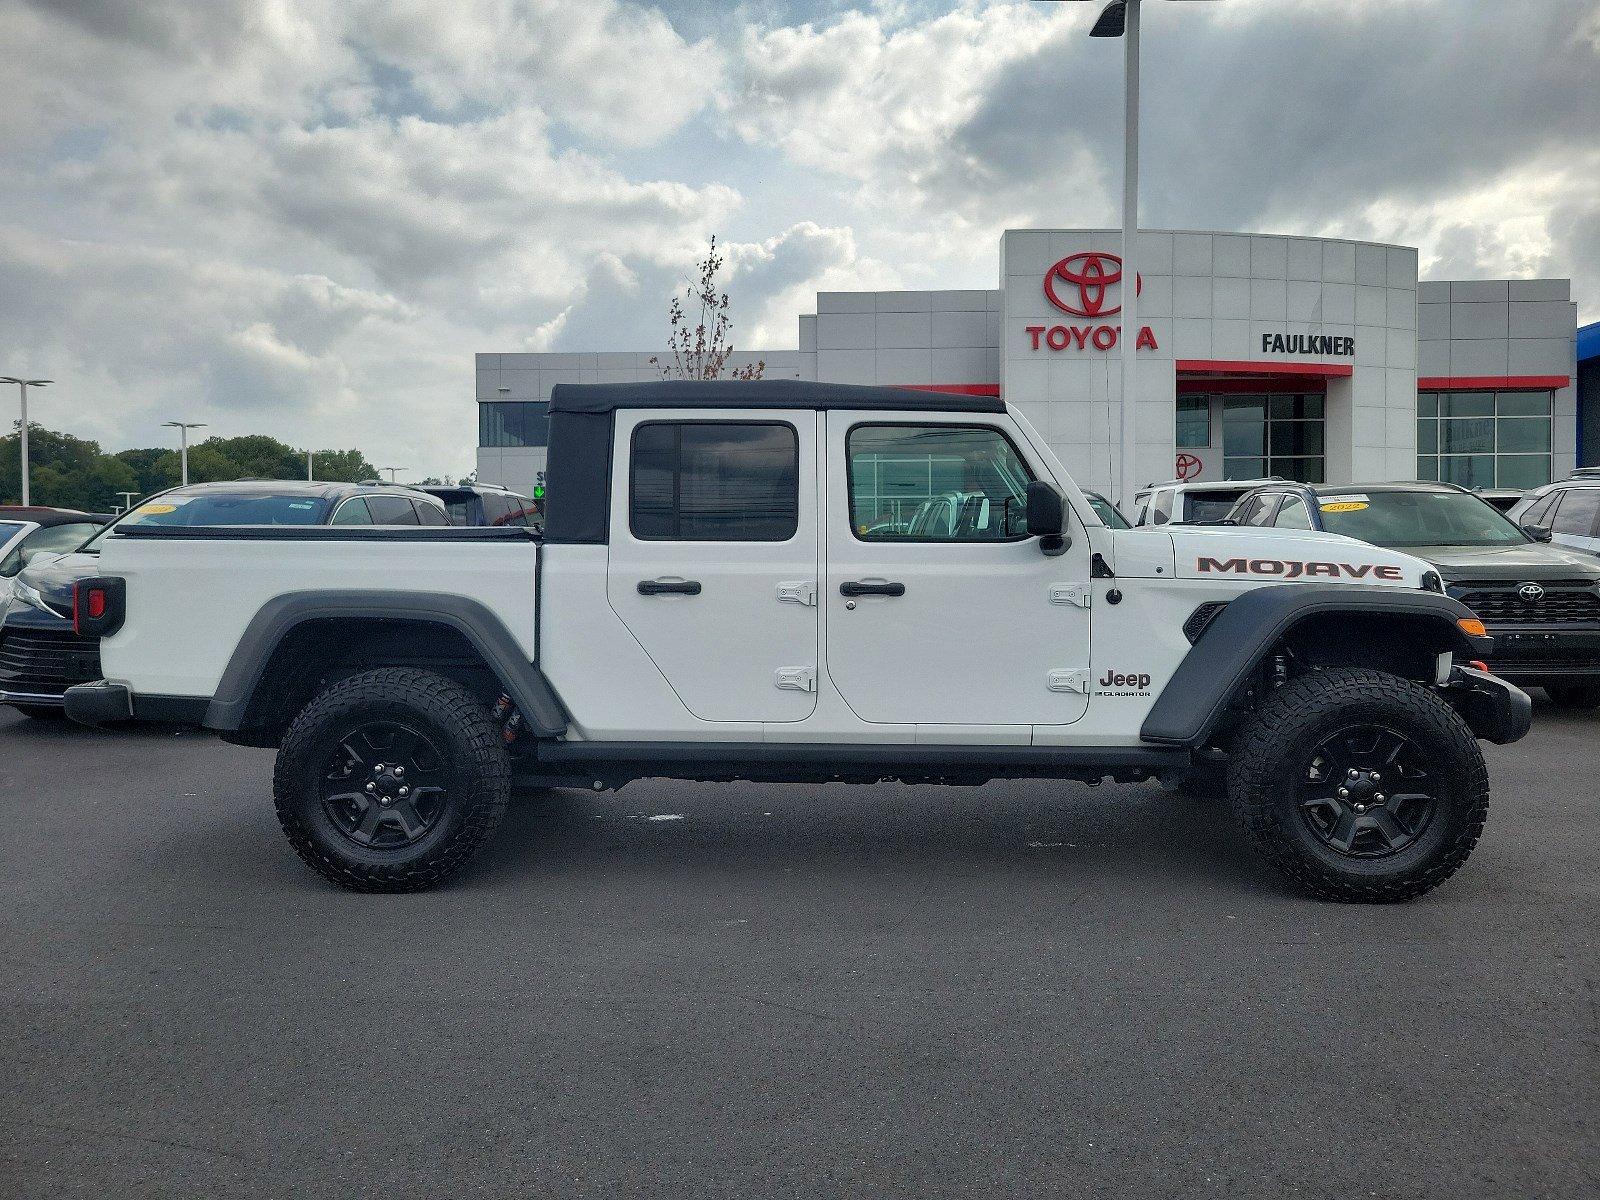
73 577 126 637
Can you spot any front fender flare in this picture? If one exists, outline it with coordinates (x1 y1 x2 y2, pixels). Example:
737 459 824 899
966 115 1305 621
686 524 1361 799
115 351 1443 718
1140 585 1488 748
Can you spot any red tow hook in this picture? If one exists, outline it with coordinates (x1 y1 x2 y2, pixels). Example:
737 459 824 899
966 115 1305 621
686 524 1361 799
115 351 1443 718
1469 660 1491 674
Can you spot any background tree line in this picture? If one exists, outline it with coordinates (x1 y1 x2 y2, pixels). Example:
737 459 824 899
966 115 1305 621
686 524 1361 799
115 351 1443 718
1 424 380 511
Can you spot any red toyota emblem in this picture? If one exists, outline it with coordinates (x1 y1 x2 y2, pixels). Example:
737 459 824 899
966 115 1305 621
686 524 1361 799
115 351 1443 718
1044 252 1143 318
1175 453 1202 481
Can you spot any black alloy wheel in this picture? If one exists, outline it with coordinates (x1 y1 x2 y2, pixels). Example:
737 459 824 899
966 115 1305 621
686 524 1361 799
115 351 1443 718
1297 726 1438 858
320 721 450 850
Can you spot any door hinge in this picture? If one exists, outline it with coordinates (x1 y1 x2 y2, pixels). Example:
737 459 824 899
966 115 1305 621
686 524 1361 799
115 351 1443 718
1047 668 1090 694
776 580 817 606
775 665 817 692
1049 583 1091 608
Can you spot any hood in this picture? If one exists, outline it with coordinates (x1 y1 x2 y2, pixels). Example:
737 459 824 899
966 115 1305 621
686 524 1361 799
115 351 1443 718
1408 542 1600 581
1124 526 1433 587
14 550 99 619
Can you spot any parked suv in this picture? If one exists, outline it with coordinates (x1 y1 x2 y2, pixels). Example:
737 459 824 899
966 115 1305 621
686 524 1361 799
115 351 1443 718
1132 478 1278 527
0 482 449 719
1505 470 1600 558
0 507 109 580
1226 480 1600 707
416 482 540 529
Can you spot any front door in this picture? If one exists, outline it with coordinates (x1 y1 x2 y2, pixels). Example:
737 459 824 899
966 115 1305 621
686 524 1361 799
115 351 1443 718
606 410 820 723
823 413 1092 727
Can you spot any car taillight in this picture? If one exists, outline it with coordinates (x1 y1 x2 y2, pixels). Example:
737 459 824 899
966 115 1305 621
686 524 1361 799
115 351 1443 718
73 577 126 637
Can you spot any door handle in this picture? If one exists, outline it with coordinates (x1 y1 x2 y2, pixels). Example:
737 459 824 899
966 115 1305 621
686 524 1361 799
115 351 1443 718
637 579 702 596
839 580 905 597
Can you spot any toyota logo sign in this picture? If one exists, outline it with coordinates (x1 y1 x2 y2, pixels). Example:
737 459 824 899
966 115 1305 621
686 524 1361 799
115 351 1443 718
1044 252 1144 318
1517 582 1545 603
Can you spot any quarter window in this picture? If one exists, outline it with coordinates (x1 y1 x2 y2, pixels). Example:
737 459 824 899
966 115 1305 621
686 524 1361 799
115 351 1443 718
1550 489 1600 538
366 495 421 526
848 424 1034 542
1276 496 1313 529
630 422 799 541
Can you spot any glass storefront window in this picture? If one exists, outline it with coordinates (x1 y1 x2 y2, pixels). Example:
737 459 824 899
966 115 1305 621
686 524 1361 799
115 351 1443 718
1416 390 1552 488
479 402 552 448
1220 394 1325 482
1175 397 1210 448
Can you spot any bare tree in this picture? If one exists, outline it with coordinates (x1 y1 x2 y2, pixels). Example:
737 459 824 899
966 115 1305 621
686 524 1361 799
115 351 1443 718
650 236 765 381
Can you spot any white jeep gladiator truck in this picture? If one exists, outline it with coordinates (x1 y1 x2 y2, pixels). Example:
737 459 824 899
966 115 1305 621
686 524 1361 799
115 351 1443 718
61 380 1530 900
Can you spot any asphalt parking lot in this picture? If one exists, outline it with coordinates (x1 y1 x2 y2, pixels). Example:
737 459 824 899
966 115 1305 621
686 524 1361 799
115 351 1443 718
2 704 1596 1199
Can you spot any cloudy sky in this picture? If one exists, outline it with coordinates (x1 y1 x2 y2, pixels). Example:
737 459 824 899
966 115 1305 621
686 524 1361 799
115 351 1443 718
2 0 1597 479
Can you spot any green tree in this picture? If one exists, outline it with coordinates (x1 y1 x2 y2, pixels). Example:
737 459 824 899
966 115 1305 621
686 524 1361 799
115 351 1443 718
114 448 173 496
206 434 301 480
311 449 379 482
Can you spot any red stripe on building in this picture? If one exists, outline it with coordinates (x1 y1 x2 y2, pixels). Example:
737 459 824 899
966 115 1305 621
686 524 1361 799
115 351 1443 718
898 383 1002 397
1175 360 1354 378
1417 375 1570 390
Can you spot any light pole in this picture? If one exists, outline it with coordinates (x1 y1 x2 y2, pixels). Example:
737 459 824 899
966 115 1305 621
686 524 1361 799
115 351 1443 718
1 376 51 507
116 491 141 513
1040 0 1217 504
162 421 207 486
381 467 405 483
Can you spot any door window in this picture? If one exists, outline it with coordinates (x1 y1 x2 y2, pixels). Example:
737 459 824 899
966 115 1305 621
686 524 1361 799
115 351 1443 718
1239 494 1281 526
630 422 798 541
1275 496 1313 529
366 495 421 525
415 502 451 526
1550 489 1600 538
330 498 374 525
1150 490 1174 525
847 424 1033 542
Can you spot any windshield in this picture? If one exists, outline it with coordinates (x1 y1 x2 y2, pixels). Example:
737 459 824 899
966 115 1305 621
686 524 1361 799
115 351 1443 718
1317 491 1529 548
1086 494 1129 529
0 521 25 540
1183 492 1246 523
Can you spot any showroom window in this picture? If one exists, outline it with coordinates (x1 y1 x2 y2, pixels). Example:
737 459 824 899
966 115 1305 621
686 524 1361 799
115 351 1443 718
1175 396 1211 448
1221 394 1325 483
479 402 551 449
1416 391 1552 489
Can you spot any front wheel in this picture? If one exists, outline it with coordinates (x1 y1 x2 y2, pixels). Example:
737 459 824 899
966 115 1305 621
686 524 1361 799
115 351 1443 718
274 668 510 892
1228 668 1488 903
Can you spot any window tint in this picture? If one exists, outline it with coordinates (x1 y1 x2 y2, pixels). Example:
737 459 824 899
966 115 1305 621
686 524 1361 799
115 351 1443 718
848 424 1034 542
1151 490 1174 525
366 494 421 525
1242 495 1279 526
416 501 451 526
1551 489 1600 538
1184 491 1248 523
482 493 521 526
631 422 798 541
1520 491 1559 527
330 498 373 525
1276 496 1313 529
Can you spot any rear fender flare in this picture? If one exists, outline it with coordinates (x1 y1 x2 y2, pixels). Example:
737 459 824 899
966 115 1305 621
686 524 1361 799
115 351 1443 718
203 591 568 737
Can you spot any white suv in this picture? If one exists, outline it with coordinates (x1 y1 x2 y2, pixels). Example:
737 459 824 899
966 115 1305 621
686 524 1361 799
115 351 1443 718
1132 479 1280 527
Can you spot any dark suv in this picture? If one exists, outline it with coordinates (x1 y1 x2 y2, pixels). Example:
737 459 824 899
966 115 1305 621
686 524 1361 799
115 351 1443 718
0 481 450 720
416 483 540 530
1226 480 1600 707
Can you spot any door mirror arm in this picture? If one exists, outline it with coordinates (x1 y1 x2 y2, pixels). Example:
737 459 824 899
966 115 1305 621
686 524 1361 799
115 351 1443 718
1025 481 1071 556
1521 523 1554 543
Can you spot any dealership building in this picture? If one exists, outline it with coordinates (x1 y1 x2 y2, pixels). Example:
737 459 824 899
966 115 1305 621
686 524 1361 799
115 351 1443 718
476 229 1586 501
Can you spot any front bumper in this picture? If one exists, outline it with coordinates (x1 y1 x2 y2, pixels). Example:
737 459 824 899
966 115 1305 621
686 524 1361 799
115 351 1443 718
1446 665 1533 745
62 680 134 726
1484 626 1600 683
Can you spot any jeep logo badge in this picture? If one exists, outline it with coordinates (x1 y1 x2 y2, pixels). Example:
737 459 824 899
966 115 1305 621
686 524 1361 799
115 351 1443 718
1518 582 1545 603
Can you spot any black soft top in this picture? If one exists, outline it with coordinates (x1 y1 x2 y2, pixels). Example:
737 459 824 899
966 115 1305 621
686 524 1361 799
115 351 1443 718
548 379 1005 415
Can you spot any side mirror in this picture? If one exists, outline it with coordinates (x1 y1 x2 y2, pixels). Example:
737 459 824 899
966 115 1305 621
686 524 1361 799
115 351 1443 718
1025 481 1069 557
1522 523 1554 543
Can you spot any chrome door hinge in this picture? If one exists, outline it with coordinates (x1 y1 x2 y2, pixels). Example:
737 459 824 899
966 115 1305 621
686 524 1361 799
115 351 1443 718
1047 668 1090 694
775 665 817 692
776 580 817 606
1049 583 1091 608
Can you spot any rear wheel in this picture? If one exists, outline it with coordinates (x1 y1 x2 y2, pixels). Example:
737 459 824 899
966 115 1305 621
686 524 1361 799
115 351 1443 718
274 668 509 892
1544 684 1600 710
1229 667 1487 902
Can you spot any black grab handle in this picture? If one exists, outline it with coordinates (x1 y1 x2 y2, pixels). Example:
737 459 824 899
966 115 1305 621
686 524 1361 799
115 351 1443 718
839 581 906 597
637 579 702 596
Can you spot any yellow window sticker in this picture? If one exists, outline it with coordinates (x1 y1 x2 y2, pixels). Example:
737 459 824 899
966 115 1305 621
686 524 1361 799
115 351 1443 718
1320 500 1369 513
137 503 178 515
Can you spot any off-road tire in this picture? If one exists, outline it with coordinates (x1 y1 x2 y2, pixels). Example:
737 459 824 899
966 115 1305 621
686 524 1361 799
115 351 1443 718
1228 667 1488 903
1544 684 1600 710
274 668 510 892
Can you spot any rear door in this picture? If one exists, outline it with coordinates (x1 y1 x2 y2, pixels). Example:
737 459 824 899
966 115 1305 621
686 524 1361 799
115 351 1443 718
823 412 1091 727
1548 487 1600 556
605 410 820 722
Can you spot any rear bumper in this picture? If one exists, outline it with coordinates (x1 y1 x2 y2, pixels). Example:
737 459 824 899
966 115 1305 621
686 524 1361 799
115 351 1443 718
1447 666 1533 746
63 680 133 726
